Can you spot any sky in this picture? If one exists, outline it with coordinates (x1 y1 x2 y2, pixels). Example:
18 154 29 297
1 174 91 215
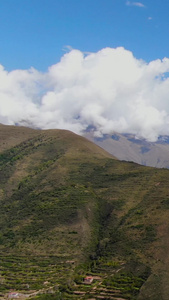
1 0 169 141
0 0 169 71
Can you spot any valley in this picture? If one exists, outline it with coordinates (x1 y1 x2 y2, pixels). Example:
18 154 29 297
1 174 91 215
1 125 169 299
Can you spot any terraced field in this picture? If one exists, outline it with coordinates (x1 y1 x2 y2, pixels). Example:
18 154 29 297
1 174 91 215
0 254 145 299
1 125 169 299
0 255 76 297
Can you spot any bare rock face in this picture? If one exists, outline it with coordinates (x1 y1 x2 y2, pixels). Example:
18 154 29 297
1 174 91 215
86 131 169 168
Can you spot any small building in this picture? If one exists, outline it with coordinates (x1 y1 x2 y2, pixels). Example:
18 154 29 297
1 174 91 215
84 276 94 284
8 292 19 299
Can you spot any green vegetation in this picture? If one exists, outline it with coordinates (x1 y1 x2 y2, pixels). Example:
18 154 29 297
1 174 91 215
1 125 169 299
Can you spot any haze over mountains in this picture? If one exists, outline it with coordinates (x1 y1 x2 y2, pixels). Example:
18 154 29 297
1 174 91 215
1 124 169 299
86 131 169 169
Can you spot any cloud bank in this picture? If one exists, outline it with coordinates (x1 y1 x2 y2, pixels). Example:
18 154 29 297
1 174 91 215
1 47 169 141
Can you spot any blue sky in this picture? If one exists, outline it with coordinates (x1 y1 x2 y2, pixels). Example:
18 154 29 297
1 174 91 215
1 0 169 141
0 0 169 71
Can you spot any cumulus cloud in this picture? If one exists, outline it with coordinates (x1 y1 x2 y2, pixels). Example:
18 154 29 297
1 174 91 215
126 1 145 8
1 47 169 141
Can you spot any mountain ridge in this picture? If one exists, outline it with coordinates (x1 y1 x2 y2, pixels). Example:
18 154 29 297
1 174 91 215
1 124 169 299
85 131 169 168
0 123 115 159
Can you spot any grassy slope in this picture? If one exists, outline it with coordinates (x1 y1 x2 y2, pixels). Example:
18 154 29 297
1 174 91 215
0 125 169 299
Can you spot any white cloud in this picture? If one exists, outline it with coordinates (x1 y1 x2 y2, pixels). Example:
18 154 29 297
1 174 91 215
1 47 169 141
126 1 145 8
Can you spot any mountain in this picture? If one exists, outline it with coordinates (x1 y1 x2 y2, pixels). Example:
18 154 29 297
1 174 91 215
85 132 169 168
1 125 169 299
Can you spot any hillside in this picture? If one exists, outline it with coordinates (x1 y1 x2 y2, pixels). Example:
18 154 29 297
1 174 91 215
86 132 169 168
1 125 169 299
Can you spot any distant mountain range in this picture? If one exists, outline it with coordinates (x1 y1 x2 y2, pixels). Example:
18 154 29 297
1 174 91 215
12 121 169 169
86 132 169 168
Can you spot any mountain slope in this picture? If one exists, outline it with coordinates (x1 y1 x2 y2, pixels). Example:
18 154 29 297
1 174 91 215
0 125 114 255
86 132 169 168
1 125 169 299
